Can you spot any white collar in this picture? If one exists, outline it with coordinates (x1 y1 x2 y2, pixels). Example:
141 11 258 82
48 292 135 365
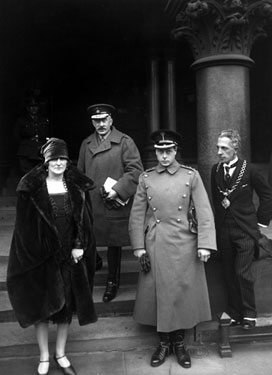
224 157 238 168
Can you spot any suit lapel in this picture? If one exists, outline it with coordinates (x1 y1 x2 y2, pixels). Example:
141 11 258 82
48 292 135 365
228 159 243 187
215 163 225 189
87 133 112 156
228 159 247 200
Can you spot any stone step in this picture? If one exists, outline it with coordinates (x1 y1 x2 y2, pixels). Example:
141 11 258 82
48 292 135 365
0 196 17 207
0 283 137 323
0 256 8 290
0 208 16 225
1 314 272 359
0 315 158 358
0 230 13 256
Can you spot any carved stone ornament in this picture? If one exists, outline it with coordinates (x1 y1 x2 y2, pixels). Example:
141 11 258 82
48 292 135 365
168 0 272 59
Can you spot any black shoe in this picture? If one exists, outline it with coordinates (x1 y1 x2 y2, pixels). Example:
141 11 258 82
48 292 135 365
230 319 242 327
103 281 118 303
242 318 256 329
151 343 171 367
37 360 49 375
174 343 191 368
53 354 77 375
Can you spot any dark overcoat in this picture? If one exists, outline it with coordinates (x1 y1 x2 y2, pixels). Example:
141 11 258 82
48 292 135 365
129 162 217 332
7 164 97 328
14 114 49 160
77 126 143 246
211 159 272 255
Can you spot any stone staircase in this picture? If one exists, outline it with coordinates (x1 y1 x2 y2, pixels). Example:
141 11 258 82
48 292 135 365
0 196 161 359
2 192 272 358
0 196 140 323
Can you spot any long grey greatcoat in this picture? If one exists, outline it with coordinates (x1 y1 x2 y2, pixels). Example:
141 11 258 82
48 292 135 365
129 161 217 332
7 164 97 328
77 126 143 246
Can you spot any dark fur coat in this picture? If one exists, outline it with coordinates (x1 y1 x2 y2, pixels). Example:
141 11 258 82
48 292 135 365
7 164 97 328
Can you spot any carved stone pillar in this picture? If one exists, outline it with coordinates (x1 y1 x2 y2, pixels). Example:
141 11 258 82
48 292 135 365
165 0 272 189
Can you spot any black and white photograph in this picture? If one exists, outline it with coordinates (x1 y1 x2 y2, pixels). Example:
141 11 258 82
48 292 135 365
1 1 272 374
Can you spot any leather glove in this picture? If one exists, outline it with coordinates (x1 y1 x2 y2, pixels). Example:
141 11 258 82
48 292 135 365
100 186 121 209
139 252 151 273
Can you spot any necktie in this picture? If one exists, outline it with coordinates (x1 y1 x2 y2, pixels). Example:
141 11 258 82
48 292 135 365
224 160 238 186
225 166 230 181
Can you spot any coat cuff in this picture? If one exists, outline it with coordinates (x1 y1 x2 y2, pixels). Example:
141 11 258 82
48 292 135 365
73 238 83 249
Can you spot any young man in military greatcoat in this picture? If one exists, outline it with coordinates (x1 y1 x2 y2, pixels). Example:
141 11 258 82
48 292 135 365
129 130 216 368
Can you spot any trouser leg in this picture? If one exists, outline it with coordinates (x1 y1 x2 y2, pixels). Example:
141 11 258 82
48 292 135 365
234 233 256 318
103 246 122 303
107 246 122 285
219 217 256 320
96 251 103 271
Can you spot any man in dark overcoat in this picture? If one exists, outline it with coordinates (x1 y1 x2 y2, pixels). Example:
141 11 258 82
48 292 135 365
14 97 50 175
77 103 143 302
211 129 272 329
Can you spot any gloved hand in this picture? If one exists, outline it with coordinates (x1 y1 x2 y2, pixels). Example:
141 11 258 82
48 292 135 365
139 252 151 273
100 186 121 209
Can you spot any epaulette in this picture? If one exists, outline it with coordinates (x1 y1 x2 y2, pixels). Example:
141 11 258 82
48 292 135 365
179 164 196 172
144 167 156 173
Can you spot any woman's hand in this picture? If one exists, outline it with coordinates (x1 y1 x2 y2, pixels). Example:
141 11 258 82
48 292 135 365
133 249 146 258
197 249 211 262
71 248 84 263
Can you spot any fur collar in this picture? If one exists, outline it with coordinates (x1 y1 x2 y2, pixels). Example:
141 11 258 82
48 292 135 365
17 164 95 194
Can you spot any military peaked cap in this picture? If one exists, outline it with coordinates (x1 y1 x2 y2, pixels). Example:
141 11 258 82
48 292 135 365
87 103 116 119
150 129 181 149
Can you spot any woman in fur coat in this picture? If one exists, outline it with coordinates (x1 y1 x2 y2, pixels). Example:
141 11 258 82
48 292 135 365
7 138 97 375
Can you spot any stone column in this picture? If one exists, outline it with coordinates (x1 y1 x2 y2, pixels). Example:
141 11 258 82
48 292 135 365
165 0 272 189
165 59 177 131
143 59 161 168
192 54 253 186
149 59 160 133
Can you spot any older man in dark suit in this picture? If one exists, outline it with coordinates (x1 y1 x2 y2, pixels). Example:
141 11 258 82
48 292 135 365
211 129 272 329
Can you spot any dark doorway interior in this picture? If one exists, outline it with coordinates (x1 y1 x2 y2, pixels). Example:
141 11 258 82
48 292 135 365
0 0 272 195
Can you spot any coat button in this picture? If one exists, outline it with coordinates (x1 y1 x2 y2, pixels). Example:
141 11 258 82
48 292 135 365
153 207 157 211
177 218 181 222
178 206 182 210
186 182 189 186
145 185 149 189
144 174 148 178
148 196 152 200
156 219 160 223
188 171 192 174
182 194 187 198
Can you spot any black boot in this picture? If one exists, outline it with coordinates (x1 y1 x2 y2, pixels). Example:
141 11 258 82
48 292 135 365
151 332 171 367
171 330 191 369
103 281 118 303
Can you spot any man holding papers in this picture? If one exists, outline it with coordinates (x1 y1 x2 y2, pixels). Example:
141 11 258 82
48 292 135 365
78 103 143 302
